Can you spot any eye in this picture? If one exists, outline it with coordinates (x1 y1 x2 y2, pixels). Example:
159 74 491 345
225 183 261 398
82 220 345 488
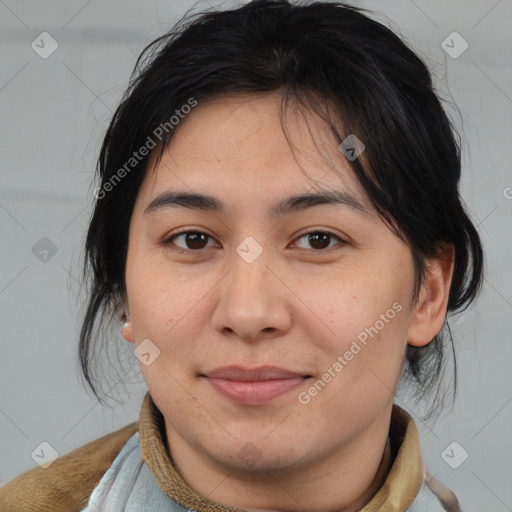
163 229 346 253
164 230 218 252
292 231 346 252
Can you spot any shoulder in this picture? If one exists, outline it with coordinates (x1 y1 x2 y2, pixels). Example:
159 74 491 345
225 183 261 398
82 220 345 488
0 421 138 512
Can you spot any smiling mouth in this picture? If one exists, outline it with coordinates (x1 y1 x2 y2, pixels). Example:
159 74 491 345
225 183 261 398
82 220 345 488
201 365 312 406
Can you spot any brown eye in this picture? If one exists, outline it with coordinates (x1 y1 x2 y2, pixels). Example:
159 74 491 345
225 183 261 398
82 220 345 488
293 231 345 252
163 229 346 254
166 231 215 251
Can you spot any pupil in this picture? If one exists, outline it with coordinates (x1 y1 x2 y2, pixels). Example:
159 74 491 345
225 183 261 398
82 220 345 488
310 232 329 249
183 232 331 250
187 233 207 249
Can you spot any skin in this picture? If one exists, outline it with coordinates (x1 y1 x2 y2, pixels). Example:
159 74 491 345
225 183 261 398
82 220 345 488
121 92 454 512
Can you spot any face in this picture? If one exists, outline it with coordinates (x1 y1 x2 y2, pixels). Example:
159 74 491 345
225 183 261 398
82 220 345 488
122 92 445 474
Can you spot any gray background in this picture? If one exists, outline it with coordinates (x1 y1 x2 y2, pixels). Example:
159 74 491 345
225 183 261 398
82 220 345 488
1 0 511 510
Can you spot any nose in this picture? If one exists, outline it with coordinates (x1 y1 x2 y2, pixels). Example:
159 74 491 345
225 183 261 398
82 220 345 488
211 245 293 343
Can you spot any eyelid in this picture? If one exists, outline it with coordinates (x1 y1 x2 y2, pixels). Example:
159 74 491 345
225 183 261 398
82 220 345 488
162 228 219 249
291 230 347 252
162 227 348 253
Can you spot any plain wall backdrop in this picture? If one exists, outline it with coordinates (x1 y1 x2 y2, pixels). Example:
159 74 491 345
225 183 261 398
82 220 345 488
1 0 511 510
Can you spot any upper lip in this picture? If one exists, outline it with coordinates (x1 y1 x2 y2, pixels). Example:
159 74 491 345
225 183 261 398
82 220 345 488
203 365 310 381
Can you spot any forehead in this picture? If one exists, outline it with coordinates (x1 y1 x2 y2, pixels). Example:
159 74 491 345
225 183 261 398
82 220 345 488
140 93 371 212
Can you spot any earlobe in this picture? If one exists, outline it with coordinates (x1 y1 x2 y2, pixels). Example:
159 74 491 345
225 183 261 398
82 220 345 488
121 320 135 343
407 244 455 347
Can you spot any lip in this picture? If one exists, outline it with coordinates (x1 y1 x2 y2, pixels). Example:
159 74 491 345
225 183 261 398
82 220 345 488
202 365 311 406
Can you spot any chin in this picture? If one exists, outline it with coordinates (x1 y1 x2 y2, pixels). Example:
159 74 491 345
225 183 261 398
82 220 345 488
205 439 307 475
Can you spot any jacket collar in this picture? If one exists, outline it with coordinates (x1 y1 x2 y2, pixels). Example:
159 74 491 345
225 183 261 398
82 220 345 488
138 392 425 511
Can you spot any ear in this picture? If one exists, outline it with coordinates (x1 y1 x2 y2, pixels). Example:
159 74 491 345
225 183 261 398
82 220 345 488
407 243 455 347
121 309 135 344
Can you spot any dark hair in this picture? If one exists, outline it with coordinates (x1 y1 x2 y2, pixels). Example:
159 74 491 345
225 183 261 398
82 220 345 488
79 0 484 420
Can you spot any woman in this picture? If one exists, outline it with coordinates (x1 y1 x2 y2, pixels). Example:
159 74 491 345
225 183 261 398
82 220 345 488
0 0 483 510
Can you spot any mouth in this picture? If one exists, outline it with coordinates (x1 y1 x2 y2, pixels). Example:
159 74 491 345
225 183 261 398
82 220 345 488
201 365 312 406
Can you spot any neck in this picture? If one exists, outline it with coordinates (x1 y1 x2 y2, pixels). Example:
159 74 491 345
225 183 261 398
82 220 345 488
165 415 394 512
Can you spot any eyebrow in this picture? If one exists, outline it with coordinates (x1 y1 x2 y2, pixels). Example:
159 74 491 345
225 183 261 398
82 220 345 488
144 190 370 218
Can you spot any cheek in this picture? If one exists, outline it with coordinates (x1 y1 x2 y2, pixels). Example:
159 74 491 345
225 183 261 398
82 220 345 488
303 261 408 341
125 251 218 361
301 290 409 421
302 261 411 388
126 245 177 328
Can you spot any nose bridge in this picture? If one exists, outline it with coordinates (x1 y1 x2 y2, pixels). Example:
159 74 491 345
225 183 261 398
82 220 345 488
230 236 271 302
212 236 291 340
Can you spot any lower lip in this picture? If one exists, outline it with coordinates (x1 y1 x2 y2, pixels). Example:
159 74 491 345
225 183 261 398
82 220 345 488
204 377 306 406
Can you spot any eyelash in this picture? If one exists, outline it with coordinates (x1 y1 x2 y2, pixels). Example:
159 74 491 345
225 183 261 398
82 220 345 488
162 229 347 255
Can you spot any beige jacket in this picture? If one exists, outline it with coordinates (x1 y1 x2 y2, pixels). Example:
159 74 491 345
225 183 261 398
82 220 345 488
0 393 461 511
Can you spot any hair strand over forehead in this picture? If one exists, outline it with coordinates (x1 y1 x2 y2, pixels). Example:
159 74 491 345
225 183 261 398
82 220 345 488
80 0 483 422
